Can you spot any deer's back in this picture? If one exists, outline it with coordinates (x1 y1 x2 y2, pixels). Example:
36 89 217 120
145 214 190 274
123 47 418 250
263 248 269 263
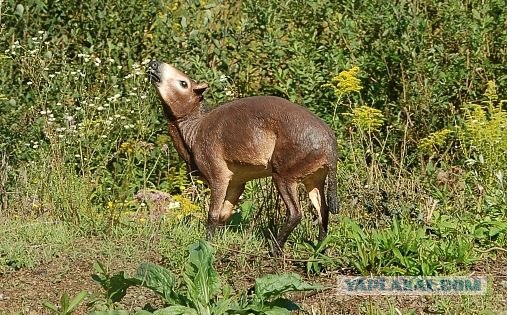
194 96 336 171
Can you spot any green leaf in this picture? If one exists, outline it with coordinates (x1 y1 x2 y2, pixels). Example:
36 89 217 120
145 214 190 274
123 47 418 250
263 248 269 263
90 311 130 315
155 306 199 315
489 226 502 237
66 291 88 313
135 263 182 305
92 271 141 302
42 301 59 313
183 240 221 306
254 273 322 302
60 293 70 312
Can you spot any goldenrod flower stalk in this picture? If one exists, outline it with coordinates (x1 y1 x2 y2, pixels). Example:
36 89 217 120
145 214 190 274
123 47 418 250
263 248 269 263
484 80 498 102
328 66 363 97
325 66 363 128
346 105 385 133
418 129 453 154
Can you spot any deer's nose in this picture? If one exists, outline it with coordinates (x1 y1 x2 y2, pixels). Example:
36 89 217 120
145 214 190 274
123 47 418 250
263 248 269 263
147 60 159 72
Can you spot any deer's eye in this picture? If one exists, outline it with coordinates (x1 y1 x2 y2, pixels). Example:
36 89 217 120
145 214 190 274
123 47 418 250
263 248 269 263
179 81 188 89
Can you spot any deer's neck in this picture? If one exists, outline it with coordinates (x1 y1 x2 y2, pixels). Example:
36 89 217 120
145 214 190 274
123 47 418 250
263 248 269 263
165 110 203 172
176 113 202 151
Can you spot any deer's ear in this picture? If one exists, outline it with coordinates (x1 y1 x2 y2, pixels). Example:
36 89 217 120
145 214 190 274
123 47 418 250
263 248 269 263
193 82 208 95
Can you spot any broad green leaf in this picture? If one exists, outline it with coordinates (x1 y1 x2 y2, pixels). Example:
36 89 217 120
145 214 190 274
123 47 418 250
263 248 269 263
184 240 221 306
92 261 140 303
254 273 322 302
135 263 182 305
99 271 142 302
89 311 129 315
155 305 199 315
266 298 300 313
211 296 240 314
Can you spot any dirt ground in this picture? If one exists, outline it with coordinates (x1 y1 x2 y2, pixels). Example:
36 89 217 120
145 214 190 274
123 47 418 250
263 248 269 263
1 237 506 314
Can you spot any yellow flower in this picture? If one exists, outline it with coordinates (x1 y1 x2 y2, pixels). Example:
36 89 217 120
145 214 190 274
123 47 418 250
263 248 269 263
327 66 363 97
418 129 453 153
484 80 498 102
120 141 133 153
347 105 385 132
172 195 203 220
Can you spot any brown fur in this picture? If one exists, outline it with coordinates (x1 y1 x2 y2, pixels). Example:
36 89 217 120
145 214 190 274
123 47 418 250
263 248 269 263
147 61 338 255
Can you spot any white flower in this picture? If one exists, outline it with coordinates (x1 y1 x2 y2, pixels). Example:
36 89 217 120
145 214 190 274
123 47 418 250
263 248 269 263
27 81 33 85
168 201 181 209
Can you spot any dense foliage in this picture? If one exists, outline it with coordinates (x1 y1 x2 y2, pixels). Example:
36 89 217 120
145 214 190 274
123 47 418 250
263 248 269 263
1 0 507 280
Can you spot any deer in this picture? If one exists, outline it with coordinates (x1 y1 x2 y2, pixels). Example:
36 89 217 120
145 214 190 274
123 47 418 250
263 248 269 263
147 60 338 255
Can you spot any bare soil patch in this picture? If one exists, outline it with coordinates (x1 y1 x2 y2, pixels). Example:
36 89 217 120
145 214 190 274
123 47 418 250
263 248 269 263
1 236 506 314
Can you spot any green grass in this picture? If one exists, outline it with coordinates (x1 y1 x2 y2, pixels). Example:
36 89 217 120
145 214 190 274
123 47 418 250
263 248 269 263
1 0 507 313
0 218 77 270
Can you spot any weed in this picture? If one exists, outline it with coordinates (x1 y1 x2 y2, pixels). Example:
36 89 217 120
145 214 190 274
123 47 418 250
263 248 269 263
43 291 88 315
91 240 321 314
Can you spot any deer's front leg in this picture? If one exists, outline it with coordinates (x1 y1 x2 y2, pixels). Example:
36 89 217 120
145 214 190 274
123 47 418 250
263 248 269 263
206 178 229 240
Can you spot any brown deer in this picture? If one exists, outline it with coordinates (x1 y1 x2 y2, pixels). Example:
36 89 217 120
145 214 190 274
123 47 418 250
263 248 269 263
147 60 338 255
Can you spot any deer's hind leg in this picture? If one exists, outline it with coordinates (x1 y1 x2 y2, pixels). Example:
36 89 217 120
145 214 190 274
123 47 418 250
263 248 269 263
272 174 302 256
219 181 245 224
303 168 329 241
